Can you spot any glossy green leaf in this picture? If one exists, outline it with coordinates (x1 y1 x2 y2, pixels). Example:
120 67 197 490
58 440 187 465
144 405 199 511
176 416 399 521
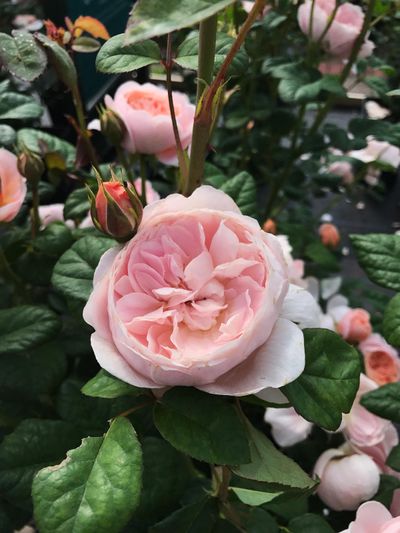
35 33 77 89
387 444 400 471
151 498 218 532
288 513 335 533
0 305 60 355
246 508 279 533
282 329 361 431
361 382 400 423
0 31 47 81
0 92 43 120
206 171 258 217
351 234 400 291
0 125 16 146
33 417 142 533
0 419 82 509
17 128 76 167
96 34 161 73
154 388 250 465
126 0 237 45
52 236 115 301
231 487 283 506
64 187 90 220
82 369 142 399
232 424 316 490
383 293 400 347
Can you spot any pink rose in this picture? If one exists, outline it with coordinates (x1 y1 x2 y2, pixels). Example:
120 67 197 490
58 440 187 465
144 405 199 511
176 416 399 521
276 235 307 288
328 161 354 185
360 334 400 386
318 59 346 76
298 0 373 58
0 148 27 222
103 82 195 166
343 374 399 470
38 203 74 229
133 178 160 205
83 186 317 394
337 308 372 343
341 501 400 533
314 447 381 511
264 407 313 447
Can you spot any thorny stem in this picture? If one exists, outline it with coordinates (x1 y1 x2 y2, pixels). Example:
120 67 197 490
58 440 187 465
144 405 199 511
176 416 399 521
186 0 266 195
165 33 189 190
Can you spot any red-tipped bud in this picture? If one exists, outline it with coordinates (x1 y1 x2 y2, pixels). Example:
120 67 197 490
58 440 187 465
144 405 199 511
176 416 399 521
99 107 126 146
319 223 340 248
89 169 142 242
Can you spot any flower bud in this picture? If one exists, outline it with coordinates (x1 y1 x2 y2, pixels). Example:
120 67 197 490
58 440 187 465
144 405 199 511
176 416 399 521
99 107 126 146
89 170 143 242
17 148 45 183
313 447 380 511
262 218 277 234
319 223 340 248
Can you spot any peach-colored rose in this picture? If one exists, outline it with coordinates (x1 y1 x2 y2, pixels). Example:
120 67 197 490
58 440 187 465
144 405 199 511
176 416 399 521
0 148 27 222
83 186 318 394
360 334 400 386
328 161 354 185
319 222 340 248
103 82 195 166
298 0 374 59
314 446 381 511
341 501 400 533
343 374 399 470
264 407 313 447
337 308 372 343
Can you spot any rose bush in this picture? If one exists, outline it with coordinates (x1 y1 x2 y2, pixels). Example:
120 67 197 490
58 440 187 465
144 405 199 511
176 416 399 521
0 148 26 222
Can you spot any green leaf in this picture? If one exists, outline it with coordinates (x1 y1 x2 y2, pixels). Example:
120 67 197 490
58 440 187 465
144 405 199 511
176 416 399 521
282 329 361 431
151 498 218 532
205 171 258 217
288 514 335 533
0 419 82 509
175 32 248 76
349 119 400 145
305 242 339 270
0 92 43 120
17 128 76 167
232 423 315 491
351 234 400 291
374 474 400 508
0 305 61 355
0 125 16 147
82 369 142 399
35 33 77 89
383 293 400 347
71 36 101 53
153 388 250 465
52 236 115 301
231 487 283 506
126 0 237 45
33 417 142 533
361 382 400 423
96 34 161 73
387 444 400 471
0 31 47 81
64 187 90 220
246 508 279 533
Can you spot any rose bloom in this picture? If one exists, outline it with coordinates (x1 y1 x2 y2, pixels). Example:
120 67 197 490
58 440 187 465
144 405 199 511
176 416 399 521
341 501 400 533
343 374 399 470
0 148 27 222
103 82 195 166
298 0 374 58
337 308 372 344
83 186 317 395
264 407 313 447
319 222 340 248
328 161 354 185
350 137 400 169
359 334 400 386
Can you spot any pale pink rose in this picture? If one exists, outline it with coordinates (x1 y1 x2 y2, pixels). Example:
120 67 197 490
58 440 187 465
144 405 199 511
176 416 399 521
341 501 400 533
83 186 318 394
276 235 306 287
0 148 27 222
318 59 346 76
328 161 354 185
103 82 195 166
360 334 400 386
298 0 373 59
343 374 399 470
337 308 372 343
133 178 160 204
38 203 74 229
350 137 400 169
314 446 381 511
264 407 313 447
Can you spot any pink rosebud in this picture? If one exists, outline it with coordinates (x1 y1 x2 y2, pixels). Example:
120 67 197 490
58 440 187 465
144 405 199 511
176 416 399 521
340 500 400 533
102 82 195 166
314 447 381 511
298 0 373 59
264 407 313 447
360 334 400 386
319 222 340 248
83 186 319 394
0 148 27 222
337 308 372 343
